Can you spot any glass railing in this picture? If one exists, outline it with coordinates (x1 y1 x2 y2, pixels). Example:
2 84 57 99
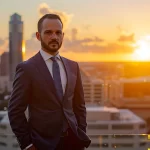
0 134 150 150
87 134 150 150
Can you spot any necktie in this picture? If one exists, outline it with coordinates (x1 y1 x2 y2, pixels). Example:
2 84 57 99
51 56 68 131
51 57 63 101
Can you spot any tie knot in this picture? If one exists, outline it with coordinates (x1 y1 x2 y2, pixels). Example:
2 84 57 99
51 57 56 62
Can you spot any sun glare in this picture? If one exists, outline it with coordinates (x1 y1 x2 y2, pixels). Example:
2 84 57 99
132 36 150 61
22 41 26 60
22 41 25 53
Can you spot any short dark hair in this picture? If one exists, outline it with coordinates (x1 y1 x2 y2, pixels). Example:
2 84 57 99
37 14 63 33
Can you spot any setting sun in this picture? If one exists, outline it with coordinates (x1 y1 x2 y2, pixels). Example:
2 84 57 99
132 36 150 61
22 41 26 60
22 41 25 53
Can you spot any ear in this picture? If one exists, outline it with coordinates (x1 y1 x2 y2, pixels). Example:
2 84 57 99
36 32 41 41
62 32 64 40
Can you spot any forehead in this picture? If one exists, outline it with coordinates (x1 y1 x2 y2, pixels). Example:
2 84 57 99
42 18 63 31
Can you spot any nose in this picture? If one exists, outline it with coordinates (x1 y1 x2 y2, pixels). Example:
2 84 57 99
51 33 57 40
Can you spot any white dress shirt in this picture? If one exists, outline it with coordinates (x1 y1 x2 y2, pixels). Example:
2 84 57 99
40 49 67 94
24 49 67 150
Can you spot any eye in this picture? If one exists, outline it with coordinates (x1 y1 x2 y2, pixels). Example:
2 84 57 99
45 31 52 34
56 31 62 35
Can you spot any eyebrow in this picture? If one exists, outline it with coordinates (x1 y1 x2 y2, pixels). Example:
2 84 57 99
44 29 62 32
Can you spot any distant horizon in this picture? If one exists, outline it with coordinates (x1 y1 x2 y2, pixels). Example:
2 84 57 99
78 61 150 63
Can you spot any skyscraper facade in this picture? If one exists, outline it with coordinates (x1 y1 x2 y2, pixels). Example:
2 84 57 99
9 13 23 81
0 52 9 76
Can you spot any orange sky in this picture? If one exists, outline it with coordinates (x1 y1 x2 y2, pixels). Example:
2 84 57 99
1 0 150 62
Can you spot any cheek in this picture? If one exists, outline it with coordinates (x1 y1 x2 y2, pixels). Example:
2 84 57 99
58 37 63 43
42 36 49 43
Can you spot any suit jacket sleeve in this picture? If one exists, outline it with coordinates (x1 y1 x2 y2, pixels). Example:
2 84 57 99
8 63 32 150
73 63 87 133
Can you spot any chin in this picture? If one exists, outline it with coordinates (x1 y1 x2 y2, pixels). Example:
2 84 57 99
49 49 58 53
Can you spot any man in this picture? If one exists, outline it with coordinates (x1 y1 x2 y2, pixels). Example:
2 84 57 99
8 14 91 150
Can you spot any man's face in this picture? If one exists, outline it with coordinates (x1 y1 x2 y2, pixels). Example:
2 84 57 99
36 18 64 54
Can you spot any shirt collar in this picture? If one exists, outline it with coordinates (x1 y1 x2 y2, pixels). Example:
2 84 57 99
40 49 61 61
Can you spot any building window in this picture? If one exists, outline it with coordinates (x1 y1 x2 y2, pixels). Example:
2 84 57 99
112 135 134 138
94 90 102 93
101 135 109 138
0 134 7 138
112 143 133 148
12 143 19 148
0 124 7 130
89 135 109 139
110 113 120 120
0 142 7 147
101 143 109 147
112 124 133 130
139 142 147 147
94 96 101 98
90 143 109 148
88 124 108 129
139 124 146 129
83 84 91 87
90 143 99 148
84 92 91 94
139 135 147 139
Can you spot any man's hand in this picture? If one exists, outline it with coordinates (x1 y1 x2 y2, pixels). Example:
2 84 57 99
27 145 37 150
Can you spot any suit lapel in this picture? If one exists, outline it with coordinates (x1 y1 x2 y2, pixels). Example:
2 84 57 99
32 52 62 105
60 56 72 103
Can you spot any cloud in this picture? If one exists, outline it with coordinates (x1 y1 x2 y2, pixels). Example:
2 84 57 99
117 25 135 43
38 3 73 30
67 28 104 45
63 38 134 54
82 24 91 30
71 28 78 40
106 43 134 53
118 33 135 43
25 27 135 60
63 36 105 52
0 38 8 55
80 37 104 43
0 38 4 46
25 33 40 59
62 28 135 54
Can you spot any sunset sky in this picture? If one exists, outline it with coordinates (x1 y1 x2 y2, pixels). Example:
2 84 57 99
1 0 150 62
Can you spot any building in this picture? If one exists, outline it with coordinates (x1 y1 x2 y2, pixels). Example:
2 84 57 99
0 111 20 150
0 76 9 93
80 69 104 105
0 107 149 150
0 52 9 76
107 77 150 122
86 106 149 150
9 13 23 82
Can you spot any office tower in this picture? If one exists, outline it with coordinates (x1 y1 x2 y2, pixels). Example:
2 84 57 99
108 77 150 121
87 106 148 150
0 52 9 76
80 68 104 105
9 13 23 81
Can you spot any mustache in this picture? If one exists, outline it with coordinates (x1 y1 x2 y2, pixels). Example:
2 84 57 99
49 41 59 45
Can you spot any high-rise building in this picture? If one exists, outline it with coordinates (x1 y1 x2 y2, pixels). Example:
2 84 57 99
9 13 23 81
87 106 148 150
0 52 9 76
80 68 104 104
107 77 150 121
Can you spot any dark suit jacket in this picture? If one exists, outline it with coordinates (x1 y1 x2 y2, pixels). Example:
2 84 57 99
8 52 91 150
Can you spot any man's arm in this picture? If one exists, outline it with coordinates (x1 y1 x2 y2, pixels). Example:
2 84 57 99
8 63 32 150
73 63 87 133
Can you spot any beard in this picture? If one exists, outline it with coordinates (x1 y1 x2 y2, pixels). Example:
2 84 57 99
41 38 62 53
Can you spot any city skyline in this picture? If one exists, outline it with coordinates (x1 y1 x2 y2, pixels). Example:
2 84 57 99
9 13 23 81
1 0 150 61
